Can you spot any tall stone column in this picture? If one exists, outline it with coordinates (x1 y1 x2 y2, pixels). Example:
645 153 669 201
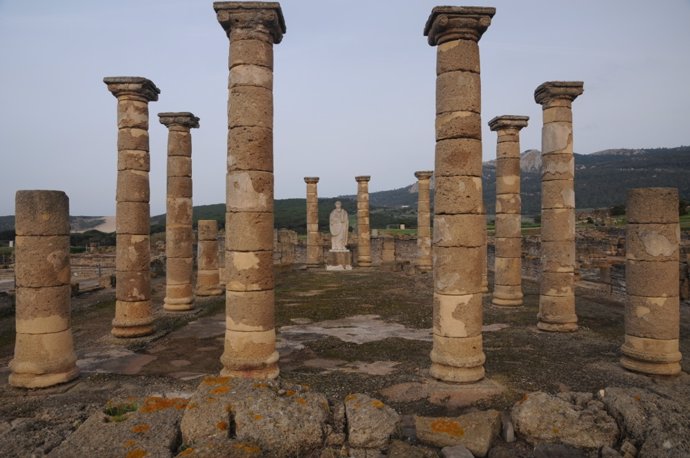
356 175 372 267
159 112 200 311
10 191 79 388
196 220 224 296
424 6 494 383
104 76 159 338
621 188 682 375
535 81 583 332
215 2 285 379
415 171 433 271
304 177 321 267
489 115 529 307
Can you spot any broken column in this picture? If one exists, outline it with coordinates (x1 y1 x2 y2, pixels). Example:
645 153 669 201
535 81 583 332
621 188 682 375
425 6 495 383
381 234 396 267
215 1 285 379
415 171 433 271
489 115 529 307
304 177 321 268
159 112 200 311
104 76 159 337
356 175 372 267
10 190 79 388
196 220 223 296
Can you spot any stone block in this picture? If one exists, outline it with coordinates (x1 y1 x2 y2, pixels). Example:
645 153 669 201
116 234 150 272
117 99 149 129
345 393 400 449
436 111 481 140
627 188 679 224
227 170 274 212
220 329 279 375
226 250 274 291
434 246 483 295
15 190 70 236
435 138 482 177
115 271 151 302
433 292 482 338
541 153 574 181
626 259 679 298
626 223 680 262
226 289 274 332
229 85 273 129
625 294 679 340
226 211 274 251
437 39 480 74
230 64 273 89
9 329 78 388
15 284 71 334
433 214 484 247
118 149 150 172
415 410 501 457
434 176 483 215
14 236 70 288
436 71 481 115
230 39 273 69
116 201 150 235
228 127 274 172
117 127 149 151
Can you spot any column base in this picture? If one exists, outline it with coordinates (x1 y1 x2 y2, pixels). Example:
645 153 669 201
619 356 681 376
220 365 280 380
430 363 485 383
491 296 523 307
326 250 352 271
196 286 224 297
620 335 682 375
9 366 80 389
537 320 578 332
112 300 154 337
164 296 195 312
430 335 486 383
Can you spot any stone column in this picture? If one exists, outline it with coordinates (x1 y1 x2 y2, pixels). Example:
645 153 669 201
481 212 489 293
489 115 529 307
415 171 433 271
356 175 372 267
535 81 583 332
621 188 682 375
425 6 495 383
215 2 285 379
10 191 79 388
382 234 396 267
159 112 200 311
304 177 320 267
196 220 223 296
104 76 159 338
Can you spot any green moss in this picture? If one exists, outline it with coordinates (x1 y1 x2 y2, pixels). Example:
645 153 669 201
104 402 138 422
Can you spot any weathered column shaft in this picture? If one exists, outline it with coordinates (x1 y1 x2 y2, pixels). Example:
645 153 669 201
216 1 285 379
304 177 320 267
10 191 79 388
489 115 528 307
160 112 200 311
382 234 396 266
415 171 433 271
621 188 682 375
356 175 372 267
425 6 495 383
197 220 224 296
104 76 159 338
535 81 583 332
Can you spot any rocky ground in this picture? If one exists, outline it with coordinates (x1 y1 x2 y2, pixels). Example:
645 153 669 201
0 267 688 457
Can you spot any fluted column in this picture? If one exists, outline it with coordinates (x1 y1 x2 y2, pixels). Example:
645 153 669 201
535 81 583 332
197 220 224 296
355 176 372 267
621 188 682 375
415 171 433 271
104 76 159 338
425 6 495 383
10 191 79 388
304 177 321 267
159 112 200 311
489 115 528 307
215 1 285 379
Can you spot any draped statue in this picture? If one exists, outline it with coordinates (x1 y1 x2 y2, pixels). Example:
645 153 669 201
329 201 349 251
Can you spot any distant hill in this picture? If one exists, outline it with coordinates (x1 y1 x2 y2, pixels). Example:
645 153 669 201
0 215 110 234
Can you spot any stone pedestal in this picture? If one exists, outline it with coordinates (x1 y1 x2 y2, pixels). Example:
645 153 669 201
216 1 285 379
104 76 159 338
415 171 433 271
159 112 200 311
356 176 372 267
196 220 223 296
489 115 529 307
425 6 495 383
326 250 353 271
10 190 79 388
620 188 682 375
381 234 396 267
535 81 583 332
304 177 321 267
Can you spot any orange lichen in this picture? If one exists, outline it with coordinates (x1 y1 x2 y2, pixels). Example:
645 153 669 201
295 397 307 405
125 449 148 458
552 427 560 434
178 448 195 456
203 376 230 386
253 414 264 420
633 394 641 401
233 443 261 453
123 440 137 448
345 394 356 402
217 421 229 431
370 400 385 409
430 419 465 437
253 382 268 389
131 423 151 433
211 386 230 395
139 397 188 414
285 389 296 397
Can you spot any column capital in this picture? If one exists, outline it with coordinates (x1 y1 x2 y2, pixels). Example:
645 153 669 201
534 81 584 106
414 170 433 180
158 112 200 129
355 175 371 183
214 2 286 44
488 115 529 132
424 6 495 46
304 177 319 184
104 76 160 101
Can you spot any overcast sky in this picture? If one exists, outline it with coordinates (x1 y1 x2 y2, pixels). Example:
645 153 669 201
1 0 689 216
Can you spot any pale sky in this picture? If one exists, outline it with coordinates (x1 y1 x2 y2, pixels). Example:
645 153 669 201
1 0 689 216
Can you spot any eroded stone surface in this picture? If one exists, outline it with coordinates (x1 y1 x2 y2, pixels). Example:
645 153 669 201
415 410 501 457
345 393 400 449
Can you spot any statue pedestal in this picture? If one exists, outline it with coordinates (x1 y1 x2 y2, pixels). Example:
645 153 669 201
326 250 352 271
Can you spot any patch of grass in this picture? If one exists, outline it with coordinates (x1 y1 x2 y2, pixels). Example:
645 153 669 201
104 402 138 422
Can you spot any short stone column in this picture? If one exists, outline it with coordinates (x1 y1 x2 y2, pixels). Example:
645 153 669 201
215 2 285 379
159 112 200 311
10 191 79 388
489 115 529 307
356 175 372 267
425 6 495 383
621 188 682 375
415 171 433 271
104 76 159 338
196 220 223 296
304 177 321 267
535 81 583 332
382 234 396 267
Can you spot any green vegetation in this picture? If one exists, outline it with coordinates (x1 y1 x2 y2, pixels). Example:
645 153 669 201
103 402 138 422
